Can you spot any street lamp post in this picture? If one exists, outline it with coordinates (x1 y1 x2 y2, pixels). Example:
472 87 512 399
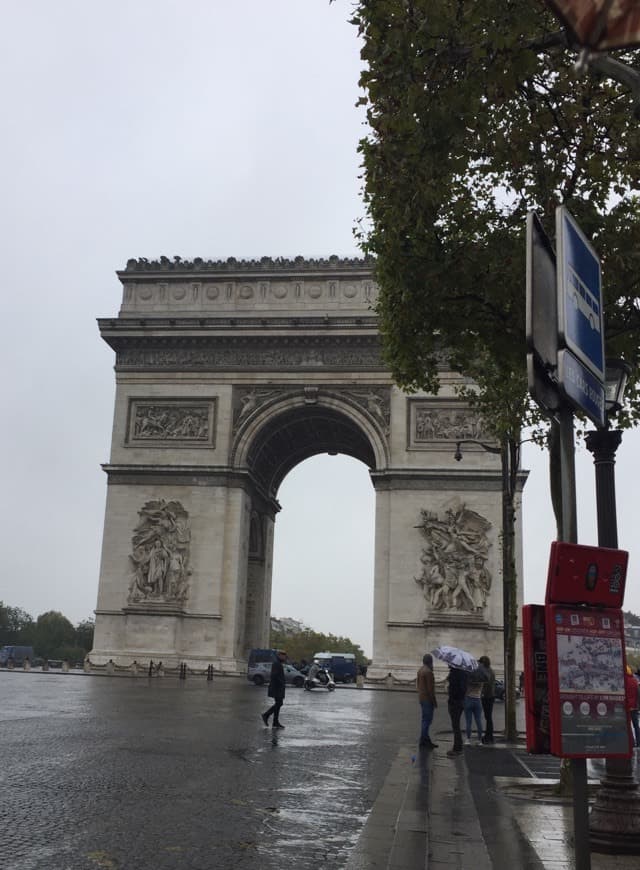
455 437 519 743
586 359 640 854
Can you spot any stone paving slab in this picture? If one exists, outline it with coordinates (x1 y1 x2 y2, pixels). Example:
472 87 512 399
427 750 492 870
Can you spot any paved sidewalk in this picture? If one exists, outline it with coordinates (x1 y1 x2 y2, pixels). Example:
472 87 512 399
347 737 640 870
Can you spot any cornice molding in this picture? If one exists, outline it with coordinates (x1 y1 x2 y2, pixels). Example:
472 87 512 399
99 314 379 332
370 469 529 492
119 255 374 276
101 464 280 513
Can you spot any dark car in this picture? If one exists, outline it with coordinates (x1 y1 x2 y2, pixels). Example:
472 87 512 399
494 679 520 701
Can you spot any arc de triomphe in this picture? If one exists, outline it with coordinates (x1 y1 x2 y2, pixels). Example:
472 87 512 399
92 256 525 678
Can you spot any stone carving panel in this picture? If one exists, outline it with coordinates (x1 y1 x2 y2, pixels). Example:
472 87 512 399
339 387 390 435
408 401 489 449
414 503 493 614
127 399 216 447
117 341 384 371
128 500 191 605
233 387 287 432
232 384 391 436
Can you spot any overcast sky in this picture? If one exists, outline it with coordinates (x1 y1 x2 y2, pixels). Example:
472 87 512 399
2 1 639 658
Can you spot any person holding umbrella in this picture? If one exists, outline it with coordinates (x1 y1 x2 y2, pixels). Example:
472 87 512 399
446 664 468 757
431 646 477 757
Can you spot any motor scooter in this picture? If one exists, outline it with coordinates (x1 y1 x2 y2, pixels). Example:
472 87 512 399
303 667 336 691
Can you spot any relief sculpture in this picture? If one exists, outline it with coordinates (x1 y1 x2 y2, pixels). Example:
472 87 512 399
128 500 191 605
341 388 390 435
414 407 488 442
131 403 211 441
233 387 284 431
414 503 492 614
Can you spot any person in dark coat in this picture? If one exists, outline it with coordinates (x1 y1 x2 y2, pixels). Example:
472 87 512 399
262 650 287 729
479 655 496 744
446 665 468 757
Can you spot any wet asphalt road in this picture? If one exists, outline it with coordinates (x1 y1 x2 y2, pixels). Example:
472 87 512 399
0 672 420 870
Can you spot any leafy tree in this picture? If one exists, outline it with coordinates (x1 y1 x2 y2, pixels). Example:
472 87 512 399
75 618 95 652
352 0 640 740
34 611 76 660
270 626 368 666
0 602 35 645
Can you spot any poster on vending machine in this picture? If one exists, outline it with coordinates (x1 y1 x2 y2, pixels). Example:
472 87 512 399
546 606 631 757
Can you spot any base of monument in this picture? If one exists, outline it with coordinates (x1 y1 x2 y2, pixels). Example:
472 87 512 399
123 602 188 617
423 612 489 628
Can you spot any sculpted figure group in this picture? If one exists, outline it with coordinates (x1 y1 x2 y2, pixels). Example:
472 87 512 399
128 500 191 605
415 504 493 614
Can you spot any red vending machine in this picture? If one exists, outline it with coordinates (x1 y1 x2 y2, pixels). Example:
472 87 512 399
523 541 630 757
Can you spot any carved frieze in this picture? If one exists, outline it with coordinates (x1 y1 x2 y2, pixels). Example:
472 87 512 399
127 500 192 606
408 400 489 449
117 339 385 372
119 276 377 311
414 503 493 615
126 399 216 447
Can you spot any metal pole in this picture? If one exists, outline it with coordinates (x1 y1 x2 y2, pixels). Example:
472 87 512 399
501 442 511 740
558 405 591 870
586 428 640 853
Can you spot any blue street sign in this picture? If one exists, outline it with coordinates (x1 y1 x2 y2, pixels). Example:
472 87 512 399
557 349 606 428
556 207 605 382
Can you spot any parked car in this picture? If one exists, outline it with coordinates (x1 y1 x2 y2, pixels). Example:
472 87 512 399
247 660 305 688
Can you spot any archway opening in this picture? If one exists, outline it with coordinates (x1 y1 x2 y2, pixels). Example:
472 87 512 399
271 454 375 657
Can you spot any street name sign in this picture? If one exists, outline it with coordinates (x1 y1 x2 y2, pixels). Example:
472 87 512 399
557 350 606 428
556 206 605 381
556 207 606 427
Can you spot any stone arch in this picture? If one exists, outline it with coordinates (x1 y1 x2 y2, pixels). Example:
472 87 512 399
232 391 390 498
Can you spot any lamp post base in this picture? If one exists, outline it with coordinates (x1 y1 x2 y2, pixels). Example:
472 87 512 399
589 773 640 854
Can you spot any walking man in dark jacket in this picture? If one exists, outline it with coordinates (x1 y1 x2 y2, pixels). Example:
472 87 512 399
262 650 287 729
446 665 468 757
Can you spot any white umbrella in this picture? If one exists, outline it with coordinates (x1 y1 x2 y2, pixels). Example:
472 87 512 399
431 645 478 672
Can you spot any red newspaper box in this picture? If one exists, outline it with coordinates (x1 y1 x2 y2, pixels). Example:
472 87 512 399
545 541 628 608
522 604 551 754
545 604 631 758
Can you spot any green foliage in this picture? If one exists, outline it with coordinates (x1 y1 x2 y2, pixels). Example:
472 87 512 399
270 627 368 665
0 602 35 646
624 610 640 627
352 1 640 427
75 618 95 652
1 604 95 659
34 611 76 660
